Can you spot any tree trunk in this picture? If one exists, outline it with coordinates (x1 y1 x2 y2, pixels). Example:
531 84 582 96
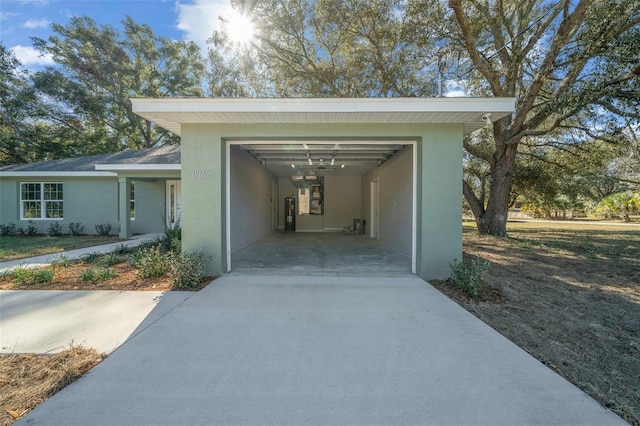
477 142 519 237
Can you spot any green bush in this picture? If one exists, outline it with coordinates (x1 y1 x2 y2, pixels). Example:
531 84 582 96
161 223 182 251
100 252 122 267
169 251 208 289
47 222 63 236
81 267 117 282
25 221 38 235
0 223 18 236
94 223 112 236
68 222 85 236
134 245 169 279
81 251 102 264
449 256 490 298
52 254 71 268
12 267 54 286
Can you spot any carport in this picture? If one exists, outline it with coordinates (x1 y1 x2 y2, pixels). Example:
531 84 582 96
131 97 515 280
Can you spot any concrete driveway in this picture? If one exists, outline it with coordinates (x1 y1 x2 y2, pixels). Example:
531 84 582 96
16 274 626 425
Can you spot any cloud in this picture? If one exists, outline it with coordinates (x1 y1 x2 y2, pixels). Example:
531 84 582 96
10 45 54 67
22 18 51 29
175 0 233 47
0 11 19 20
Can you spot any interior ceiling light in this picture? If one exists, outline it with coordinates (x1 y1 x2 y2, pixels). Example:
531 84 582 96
330 158 335 165
341 164 345 168
308 158 313 165
303 144 309 149
291 164 295 168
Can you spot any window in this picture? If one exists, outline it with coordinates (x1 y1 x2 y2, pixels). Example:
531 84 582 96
20 183 63 219
130 181 135 219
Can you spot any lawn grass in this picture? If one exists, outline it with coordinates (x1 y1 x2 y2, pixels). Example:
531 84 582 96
0 235 120 262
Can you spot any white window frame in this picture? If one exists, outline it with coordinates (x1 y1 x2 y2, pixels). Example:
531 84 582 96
20 182 64 220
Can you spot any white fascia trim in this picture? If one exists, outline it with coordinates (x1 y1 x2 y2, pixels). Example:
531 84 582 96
94 164 181 171
0 171 116 177
131 97 516 114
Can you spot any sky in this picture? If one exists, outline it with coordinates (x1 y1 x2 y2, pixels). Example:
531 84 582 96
0 0 236 70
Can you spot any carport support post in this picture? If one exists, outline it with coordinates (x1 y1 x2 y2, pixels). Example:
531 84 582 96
118 176 132 239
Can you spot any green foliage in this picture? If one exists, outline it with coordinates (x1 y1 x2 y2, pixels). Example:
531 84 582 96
596 192 640 222
168 251 208 289
114 243 131 255
25 221 38 235
161 223 182 252
100 252 122 267
81 251 101 264
134 245 169 279
31 16 204 151
12 266 54 286
47 222 63 236
52 254 71 268
449 256 490 298
0 223 18 236
94 223 112 236
68 222 85 236
81 267 117 282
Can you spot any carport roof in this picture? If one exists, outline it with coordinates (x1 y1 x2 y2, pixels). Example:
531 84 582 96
130 97 515 136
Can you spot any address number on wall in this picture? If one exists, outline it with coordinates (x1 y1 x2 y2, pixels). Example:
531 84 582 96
192 170 212 179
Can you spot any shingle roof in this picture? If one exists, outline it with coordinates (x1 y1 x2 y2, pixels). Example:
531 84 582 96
0 145 180 172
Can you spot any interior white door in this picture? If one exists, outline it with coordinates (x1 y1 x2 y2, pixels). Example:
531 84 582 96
370 179 379 240
166 180 182 228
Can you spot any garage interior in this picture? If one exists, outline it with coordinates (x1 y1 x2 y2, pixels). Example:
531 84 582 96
228 140 415 275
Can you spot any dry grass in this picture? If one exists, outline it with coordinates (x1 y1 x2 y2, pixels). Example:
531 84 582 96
433 221 640 425
0 346 105 425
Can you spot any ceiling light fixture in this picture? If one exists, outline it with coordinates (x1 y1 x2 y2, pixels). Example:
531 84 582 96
308 158 313 165
330 158 335 165
291 164 295 168
341 164 345 168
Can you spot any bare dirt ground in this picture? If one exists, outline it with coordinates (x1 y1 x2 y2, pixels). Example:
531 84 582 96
432 222 640 425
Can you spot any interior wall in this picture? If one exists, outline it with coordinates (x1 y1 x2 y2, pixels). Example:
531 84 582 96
230 145 276 253
278 175 362 232
362 147 413 256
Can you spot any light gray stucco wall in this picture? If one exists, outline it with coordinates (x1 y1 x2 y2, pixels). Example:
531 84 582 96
180 123 463 279
230 145 276 253
0 177 119 234
362 147 413 256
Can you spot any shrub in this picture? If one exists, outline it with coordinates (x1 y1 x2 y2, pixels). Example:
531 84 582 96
169 251 208 289
81 267 117 282
449 256 490 298
134 245 169 279
94 223 112 236
25 221 38 235
68 222 85 236
12 266 54 286
81 251 102 264
114 243 130 255
52 254 71 268
100 252 122 267
161 223 182 251
47 222 63 236
0 223 18 236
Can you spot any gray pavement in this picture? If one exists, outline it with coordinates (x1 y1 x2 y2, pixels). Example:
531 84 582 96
0 233 162 273
0 290 194 354
17 275 627 425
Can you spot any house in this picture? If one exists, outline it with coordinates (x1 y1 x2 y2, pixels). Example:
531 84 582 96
1 98 515 280
0 145 181 236
130 97 514 280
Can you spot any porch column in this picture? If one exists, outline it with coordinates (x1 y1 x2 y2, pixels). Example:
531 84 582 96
118 177 132 239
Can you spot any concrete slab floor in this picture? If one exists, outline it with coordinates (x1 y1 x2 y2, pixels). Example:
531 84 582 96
231 232 413 276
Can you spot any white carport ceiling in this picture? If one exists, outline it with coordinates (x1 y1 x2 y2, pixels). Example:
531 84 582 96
237 141 409 177
131 97 515 177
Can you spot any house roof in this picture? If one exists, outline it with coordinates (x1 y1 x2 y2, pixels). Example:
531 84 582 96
130 97 516 136
0 145 180 176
